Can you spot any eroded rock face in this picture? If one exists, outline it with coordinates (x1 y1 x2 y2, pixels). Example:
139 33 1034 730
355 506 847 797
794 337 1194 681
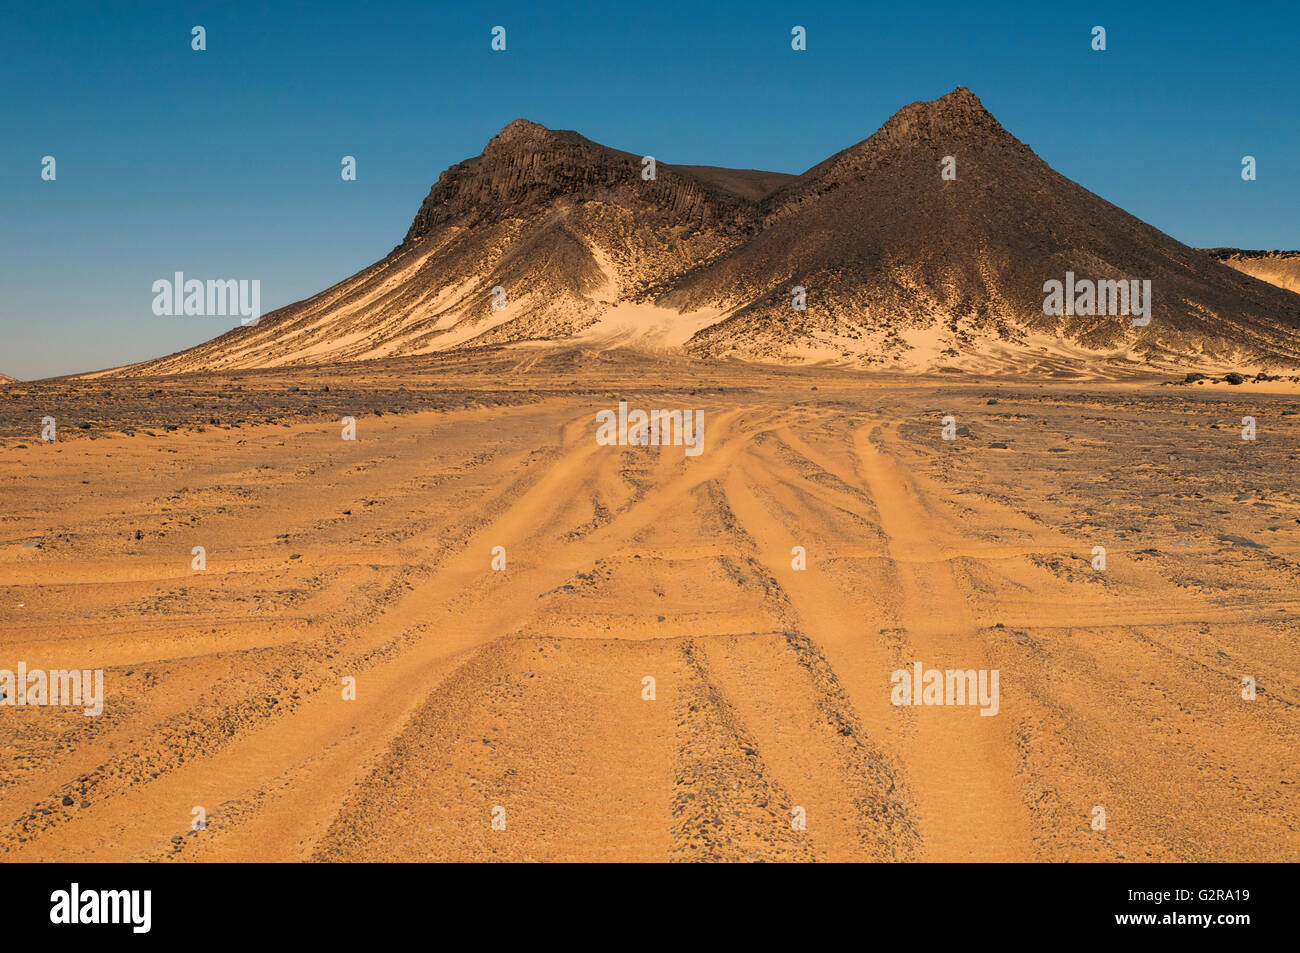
122 87 1300 376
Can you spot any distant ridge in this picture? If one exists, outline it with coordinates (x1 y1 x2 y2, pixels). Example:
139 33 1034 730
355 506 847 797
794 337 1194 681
1202 249 1300 295
119 87 1300 377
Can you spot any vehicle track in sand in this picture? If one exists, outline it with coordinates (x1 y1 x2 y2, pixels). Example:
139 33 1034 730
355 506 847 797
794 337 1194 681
1 374 1296 861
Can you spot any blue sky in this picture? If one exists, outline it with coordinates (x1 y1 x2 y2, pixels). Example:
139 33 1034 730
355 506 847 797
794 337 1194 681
2 0 1296 379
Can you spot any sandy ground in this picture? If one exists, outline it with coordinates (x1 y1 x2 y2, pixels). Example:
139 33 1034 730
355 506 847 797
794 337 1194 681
0 351 1296 861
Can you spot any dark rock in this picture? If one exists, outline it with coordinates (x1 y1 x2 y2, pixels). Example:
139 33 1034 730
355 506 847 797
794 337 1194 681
1218 533 1266 549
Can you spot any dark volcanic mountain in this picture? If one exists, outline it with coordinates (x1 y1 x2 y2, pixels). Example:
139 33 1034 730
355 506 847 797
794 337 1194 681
677 88 1300 369
126 88 1300 376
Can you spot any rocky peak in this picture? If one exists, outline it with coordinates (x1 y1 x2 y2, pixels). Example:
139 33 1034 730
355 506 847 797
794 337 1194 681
403 118 763 245
488 118 561 147
873 86 1007 146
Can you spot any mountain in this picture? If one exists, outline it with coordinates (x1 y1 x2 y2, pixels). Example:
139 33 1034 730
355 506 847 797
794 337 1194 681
127 120 789 375
123 88 1300 376
676 88 1300 369
1204 249 1300 295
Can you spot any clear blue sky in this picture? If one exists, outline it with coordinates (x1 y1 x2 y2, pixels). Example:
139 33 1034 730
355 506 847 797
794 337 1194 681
2 0 1296 379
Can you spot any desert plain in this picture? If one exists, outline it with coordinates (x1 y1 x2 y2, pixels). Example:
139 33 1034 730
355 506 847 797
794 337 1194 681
0 349 1296 862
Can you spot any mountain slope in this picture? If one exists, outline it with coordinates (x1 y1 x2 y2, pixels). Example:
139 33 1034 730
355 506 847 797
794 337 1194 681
124 89 1300 376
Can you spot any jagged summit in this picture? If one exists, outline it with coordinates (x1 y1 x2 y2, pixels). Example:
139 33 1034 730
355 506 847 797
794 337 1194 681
483 118 603 156
769 87 1022 213
874 85 1009 144
492 117 553 140
937 84 983 107
917 86 994 120
121 87 1300 377
401 117 763 246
